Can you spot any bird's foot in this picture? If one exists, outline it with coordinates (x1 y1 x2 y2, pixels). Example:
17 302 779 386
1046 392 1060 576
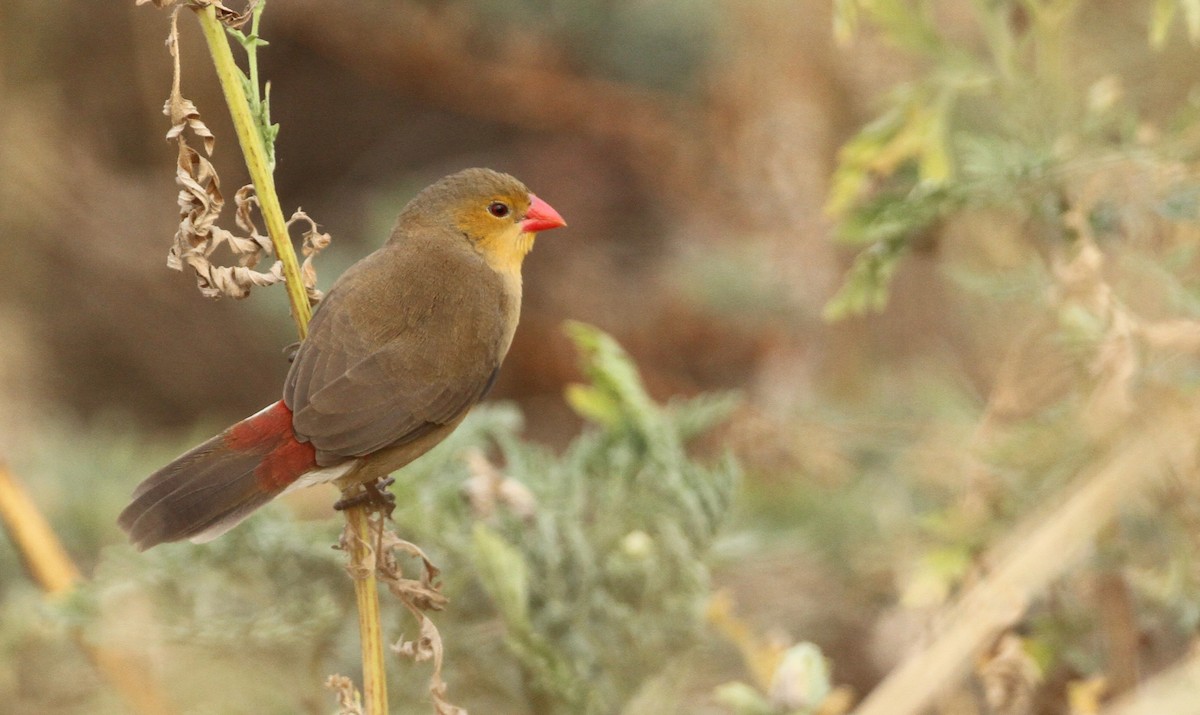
333 476 397 518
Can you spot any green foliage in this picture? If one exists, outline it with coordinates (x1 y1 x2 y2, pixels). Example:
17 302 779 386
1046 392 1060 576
10 325 737 714
226 0 280 169
390 321 740 714
715 642 834 715
824 0 1200 319
1150 0 1200 48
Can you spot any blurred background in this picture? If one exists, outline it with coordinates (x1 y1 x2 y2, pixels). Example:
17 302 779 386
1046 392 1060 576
5 1 1200 713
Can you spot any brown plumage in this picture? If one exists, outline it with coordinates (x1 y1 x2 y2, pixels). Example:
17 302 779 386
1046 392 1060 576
119 168 566 550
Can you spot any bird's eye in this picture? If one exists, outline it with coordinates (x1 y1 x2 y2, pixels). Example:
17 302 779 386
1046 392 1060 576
487 201 511 218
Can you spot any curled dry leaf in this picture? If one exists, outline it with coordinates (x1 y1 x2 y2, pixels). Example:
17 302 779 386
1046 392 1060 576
167 137 285 299
379 529 448 613
290 210 332 306
208 0 254 28
975 632 1041 715
393 617 468 715
136 0 250 23
325 674 365 715
373 526 467 715
153 3 329 302
462 449 537 520
335 515 379 577
165 96 215 156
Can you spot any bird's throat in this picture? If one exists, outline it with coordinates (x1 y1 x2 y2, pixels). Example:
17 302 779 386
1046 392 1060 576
477 230 536 276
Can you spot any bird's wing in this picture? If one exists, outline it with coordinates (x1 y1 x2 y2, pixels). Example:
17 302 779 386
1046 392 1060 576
283 238 509 463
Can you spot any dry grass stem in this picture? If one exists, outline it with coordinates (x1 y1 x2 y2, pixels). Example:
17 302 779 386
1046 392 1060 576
852 405 1200 715
192 1 314 334
0 463 178 714
1099 646 1200 715
337 502 390 715
0 462 81 594
140 3 400 712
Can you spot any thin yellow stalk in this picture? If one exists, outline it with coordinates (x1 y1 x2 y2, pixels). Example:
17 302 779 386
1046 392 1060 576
348 506 389 715
0 463 178 715
0 462 80 594
192 6 387 712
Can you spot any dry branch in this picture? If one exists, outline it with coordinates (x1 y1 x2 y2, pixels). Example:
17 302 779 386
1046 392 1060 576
0 463 178 715
1099 647 1200 715
851 404 1200 715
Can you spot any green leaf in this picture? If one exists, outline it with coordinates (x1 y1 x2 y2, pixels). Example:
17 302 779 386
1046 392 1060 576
564 382 623 428
713 681 774 714
471 524 531 631
832 0 860 45
1186 0 1200 43
822 238 909 321
1151 0 1176 48
563 321 661 436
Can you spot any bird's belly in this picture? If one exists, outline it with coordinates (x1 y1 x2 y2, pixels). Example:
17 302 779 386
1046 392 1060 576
333 412 469 488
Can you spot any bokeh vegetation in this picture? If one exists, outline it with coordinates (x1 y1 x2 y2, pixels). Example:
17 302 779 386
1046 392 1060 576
5 1 1200 713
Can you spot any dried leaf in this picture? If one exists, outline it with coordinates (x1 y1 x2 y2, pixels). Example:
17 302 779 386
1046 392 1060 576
164 96 215 156
149 0 327 304
365 525 467 714
975 632 1041 715
290 210 332 306
378 530 448 613
462 449 537 520
325 674 365 715
191 0 254 28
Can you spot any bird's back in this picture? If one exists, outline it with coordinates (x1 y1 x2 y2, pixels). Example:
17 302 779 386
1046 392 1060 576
285 228 515 466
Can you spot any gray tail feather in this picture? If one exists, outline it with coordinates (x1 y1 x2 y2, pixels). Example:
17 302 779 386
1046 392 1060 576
118 432 283 550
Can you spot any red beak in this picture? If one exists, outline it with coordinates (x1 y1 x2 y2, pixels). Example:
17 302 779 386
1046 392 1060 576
520 194 567 233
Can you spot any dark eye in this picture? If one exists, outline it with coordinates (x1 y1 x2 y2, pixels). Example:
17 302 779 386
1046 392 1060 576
488 201 510 218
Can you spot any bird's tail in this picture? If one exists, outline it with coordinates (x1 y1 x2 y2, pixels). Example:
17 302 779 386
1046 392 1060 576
118 401 318 550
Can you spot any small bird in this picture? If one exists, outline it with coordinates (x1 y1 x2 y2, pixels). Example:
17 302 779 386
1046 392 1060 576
119 168 566 550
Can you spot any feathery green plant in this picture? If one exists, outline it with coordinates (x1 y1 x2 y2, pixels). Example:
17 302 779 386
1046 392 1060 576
388 321 740 714
54 324 737 714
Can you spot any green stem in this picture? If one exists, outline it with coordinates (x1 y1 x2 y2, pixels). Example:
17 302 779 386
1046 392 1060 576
193 7 387 714
194 4 311 338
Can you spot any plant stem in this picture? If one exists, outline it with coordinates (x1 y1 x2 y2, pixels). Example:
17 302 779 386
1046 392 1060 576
193 6 387 713
194 3 311 339
0 464 179 715
348 505 389 715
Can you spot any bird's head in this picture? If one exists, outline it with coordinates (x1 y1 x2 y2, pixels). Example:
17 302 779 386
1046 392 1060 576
402 168 566 275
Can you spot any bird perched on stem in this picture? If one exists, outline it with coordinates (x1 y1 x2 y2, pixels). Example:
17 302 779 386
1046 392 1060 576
120 168 566 550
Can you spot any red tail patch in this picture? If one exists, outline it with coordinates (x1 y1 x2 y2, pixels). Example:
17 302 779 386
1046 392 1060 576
226 401 317 491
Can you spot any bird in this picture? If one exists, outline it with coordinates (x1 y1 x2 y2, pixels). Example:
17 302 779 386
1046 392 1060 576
119 168 566 550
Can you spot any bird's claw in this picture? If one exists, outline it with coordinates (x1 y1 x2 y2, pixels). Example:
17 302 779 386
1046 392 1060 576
333 476 397 518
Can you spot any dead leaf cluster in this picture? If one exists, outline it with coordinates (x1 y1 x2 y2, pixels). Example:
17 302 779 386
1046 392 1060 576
335 515 466 715
461 449 536 521
158 5 328 303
